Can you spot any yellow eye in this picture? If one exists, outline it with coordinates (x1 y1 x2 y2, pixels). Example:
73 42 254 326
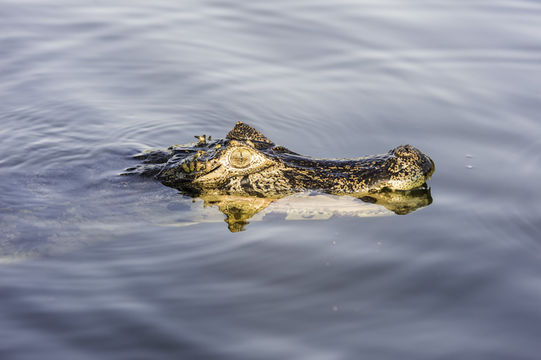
229 148 252 168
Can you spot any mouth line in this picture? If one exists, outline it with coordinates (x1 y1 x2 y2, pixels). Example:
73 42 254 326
191 164 222 183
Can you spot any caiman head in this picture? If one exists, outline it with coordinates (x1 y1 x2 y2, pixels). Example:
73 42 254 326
146 122 434 196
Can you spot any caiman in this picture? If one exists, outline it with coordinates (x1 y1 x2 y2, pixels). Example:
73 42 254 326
125 122 435 197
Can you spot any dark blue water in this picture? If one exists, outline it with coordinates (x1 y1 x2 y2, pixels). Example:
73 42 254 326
1 1 541 359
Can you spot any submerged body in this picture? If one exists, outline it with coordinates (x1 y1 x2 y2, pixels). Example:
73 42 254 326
126 122 434 196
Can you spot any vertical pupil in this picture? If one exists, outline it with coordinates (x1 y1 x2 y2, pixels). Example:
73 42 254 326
231 149 251 168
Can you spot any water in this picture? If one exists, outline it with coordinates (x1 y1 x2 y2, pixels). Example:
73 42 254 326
1 0 541 359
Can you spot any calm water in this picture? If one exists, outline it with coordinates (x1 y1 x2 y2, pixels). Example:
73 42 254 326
1 0 541 359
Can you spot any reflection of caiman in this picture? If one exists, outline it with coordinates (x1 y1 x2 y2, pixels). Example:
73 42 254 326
194 190 433 232
125 122 434 231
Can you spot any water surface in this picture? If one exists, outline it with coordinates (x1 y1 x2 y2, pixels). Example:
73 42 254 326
1 1 541 359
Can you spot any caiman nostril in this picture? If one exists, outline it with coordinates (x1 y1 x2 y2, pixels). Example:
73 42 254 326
393 144 416 158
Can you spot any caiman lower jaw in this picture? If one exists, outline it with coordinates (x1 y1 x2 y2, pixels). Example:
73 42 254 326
384 172 432 192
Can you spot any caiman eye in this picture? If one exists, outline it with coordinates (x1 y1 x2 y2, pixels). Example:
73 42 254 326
229 148 252 168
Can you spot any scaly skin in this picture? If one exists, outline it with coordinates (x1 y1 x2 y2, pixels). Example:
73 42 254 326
125 122 435 196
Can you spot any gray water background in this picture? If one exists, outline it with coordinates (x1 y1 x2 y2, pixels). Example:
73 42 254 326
1 0 541 359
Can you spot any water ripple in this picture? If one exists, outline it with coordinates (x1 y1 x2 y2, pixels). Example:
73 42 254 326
2 1 541 359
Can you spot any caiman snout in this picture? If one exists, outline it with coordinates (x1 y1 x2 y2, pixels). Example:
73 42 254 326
381 145 434 190
392 144 434 177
